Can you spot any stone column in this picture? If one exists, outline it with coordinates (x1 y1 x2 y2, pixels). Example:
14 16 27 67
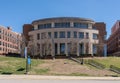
89 43 93 56
70 22 74 27
84 43 86 54
40 43 42 57
57 43 60 54
51 22 54 28
34 25 38 30
77 43 80 56
65 43 68 56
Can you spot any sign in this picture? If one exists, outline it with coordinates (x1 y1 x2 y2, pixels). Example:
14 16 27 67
27 56 31 65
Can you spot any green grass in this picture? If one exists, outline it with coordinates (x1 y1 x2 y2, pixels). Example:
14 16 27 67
0 56 44 75
0 56 120 76
90 57 120 69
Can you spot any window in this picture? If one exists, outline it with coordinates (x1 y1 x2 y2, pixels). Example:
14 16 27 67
60 32 65 38
0 29 2 33
41 33 46 39
55 22 70 28
93 33 98 39
86 32 89 39
74 23 88 28
48 32 51 38
74 31 77 38
67 31 71 38
60 43 65 54
93 44 97 54
37 33 40 40
79 32 84 39
38 23 51 29
54 32 58 38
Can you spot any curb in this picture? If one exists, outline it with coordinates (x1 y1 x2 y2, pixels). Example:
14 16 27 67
0 75 120 80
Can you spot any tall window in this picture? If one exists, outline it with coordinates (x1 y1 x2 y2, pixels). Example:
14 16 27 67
0 29 2 33
60 43 65 54
37 33 40 40
59 31 65 38
54 32 58 38
86 32 89 39
93 44 97 54
74 31 77 38
55 22 70 28
93 33 98 39
74 23 88 28
79 32 84 39
67 31 71 38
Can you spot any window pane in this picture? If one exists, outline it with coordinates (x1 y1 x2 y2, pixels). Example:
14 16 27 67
37 33 40 40
74 31 77 38
79 32 84 38
74 23 88 28
67 31 71 38
93 33 98 39
86 32 89 39
54 32 58 38
60 43 65 54
60 32 65 38
55 22 70 28
38 23 51 29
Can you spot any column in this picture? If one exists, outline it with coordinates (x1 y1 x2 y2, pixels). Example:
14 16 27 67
89 43 93 56
57 43 60 54
70 22 74 27
77 43 80 56
51 22 54 28
34 25 38 30
65 43 68 56
40 43 42 57
84 43 86 54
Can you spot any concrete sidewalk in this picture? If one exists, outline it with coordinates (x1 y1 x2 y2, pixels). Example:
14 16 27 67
0 75 120 80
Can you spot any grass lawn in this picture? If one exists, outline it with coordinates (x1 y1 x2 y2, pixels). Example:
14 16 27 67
89 57 120 68
0 56 119 76
0 56 44 75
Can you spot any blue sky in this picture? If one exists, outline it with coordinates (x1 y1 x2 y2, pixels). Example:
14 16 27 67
0 0 120 38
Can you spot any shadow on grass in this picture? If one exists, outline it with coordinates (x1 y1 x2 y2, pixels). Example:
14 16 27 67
1 72 12 75
17 68 25 71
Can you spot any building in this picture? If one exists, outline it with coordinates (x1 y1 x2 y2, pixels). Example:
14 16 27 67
0 25 21 55
107 20 120 55
23 24 33 43
23 17 103 57
93 22 107 56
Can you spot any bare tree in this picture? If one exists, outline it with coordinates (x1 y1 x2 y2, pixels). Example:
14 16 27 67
20 34 27 57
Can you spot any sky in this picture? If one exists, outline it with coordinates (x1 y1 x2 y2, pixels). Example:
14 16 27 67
0 0 120 38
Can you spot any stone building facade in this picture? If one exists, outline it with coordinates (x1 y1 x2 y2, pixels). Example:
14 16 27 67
25 17 100 57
